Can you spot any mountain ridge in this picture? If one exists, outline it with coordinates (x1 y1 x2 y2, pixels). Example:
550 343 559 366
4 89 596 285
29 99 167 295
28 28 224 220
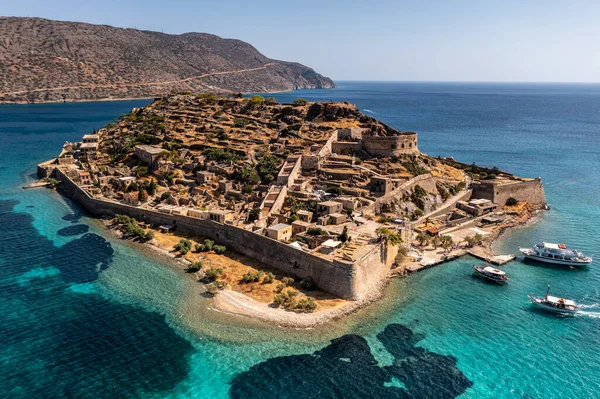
0 17 335 103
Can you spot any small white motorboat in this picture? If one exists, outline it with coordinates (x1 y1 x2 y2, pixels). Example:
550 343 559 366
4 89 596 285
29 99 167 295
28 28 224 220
528 284 579 315
520 242 592 267
473 265 509 284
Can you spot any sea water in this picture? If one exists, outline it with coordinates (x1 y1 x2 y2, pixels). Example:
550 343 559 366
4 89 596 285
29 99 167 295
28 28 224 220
1 83 599 398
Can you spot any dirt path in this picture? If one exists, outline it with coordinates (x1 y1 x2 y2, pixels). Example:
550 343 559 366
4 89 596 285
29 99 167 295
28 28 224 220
0 62 277 96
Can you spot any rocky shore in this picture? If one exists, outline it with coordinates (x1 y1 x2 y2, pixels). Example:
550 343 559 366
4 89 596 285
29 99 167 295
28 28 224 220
100 202 542 329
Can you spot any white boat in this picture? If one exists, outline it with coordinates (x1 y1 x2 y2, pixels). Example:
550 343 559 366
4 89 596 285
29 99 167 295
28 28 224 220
519 242 592 267
473 265 509 284
528 284 579 315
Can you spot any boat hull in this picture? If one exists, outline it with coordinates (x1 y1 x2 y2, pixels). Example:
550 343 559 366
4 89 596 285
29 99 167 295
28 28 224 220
520 252 591 267
472 266 508 284
528 295 578 314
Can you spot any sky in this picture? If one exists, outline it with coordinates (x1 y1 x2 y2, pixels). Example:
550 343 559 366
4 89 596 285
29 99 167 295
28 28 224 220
4 0 600 82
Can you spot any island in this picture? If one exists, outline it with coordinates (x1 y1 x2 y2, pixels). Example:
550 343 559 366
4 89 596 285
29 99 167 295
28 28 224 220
37 94 547 326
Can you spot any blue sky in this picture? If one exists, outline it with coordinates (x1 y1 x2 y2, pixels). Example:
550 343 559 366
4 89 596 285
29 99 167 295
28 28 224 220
4 0 600 82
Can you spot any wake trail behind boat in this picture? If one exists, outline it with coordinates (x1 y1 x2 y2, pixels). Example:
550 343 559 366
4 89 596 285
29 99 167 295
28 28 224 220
578 311 600 319
363 109 376 114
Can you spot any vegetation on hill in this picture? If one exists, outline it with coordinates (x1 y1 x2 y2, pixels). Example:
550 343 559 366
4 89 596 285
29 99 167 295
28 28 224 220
0 17 335 104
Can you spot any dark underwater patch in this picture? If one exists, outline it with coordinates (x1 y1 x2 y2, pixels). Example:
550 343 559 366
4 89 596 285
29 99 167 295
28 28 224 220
229 324 472 399
62 212 82 222
57 224 89 236
52 232 114 283
0 200 194 398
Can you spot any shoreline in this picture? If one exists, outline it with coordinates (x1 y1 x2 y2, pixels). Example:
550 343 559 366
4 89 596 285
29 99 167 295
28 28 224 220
0 84 330 106
101 206 542 329
101 219 390 328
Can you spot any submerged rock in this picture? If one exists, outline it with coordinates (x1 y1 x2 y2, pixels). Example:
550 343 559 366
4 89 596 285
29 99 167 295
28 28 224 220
229 323 472 399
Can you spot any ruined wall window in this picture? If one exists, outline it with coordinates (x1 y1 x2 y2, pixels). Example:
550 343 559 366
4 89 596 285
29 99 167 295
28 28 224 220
391 144 397 149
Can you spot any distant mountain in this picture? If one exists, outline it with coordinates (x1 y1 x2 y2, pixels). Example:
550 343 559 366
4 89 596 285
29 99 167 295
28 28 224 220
0 17 335 103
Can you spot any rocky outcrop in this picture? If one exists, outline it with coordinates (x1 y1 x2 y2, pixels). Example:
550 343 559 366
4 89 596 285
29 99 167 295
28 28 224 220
0 17 335 103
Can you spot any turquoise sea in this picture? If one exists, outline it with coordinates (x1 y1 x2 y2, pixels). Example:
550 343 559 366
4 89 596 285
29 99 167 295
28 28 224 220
1 82 599 398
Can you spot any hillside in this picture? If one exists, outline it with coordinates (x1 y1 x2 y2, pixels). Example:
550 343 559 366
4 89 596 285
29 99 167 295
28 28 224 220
0 17 335 104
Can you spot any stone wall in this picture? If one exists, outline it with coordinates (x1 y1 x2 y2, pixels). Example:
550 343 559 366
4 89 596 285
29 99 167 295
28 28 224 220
362 133 418 157
37 158 57 178
286 156 302 187
269 185 288 216
331 141 362 155
52 168 393 299
363 174 437 215
471 178 546 206
302 131 338 170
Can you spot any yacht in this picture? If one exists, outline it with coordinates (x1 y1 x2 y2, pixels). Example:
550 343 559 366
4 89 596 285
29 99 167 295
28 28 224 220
472 265 509 284
519 242 592 267
528 284 579 315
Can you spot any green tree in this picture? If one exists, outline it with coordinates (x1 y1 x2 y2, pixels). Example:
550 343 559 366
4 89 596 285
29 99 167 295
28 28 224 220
416 232 430 247
307 227 325 236
249 95 264 105
262 272 275 284
138 188 147 203
233 165 260 185
136 166 149 177
174 239 192 255
338 226 349 243
376 228 403 246
257 154 281 184
187 262 203 273
440 235 454 253
213 245 227 254
474 233 484 245
506 197 519 206
146 180 157 196
292 98 307 106
464 235 477 248
203 239 214 251
204 267 224 282
248 207 262 222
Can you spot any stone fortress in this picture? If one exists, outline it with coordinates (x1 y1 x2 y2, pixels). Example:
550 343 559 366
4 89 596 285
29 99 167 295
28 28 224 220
38 94 546 300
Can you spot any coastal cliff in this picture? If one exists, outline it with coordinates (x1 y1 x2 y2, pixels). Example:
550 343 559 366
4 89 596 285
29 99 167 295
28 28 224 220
0 17 335 104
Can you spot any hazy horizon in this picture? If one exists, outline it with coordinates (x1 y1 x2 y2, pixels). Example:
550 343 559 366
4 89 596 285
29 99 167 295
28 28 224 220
4 0 600 83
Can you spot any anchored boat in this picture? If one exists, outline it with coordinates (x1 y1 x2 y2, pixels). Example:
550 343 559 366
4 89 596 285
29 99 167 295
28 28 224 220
528 284 579 315
472 265 509 284
519 242 592 267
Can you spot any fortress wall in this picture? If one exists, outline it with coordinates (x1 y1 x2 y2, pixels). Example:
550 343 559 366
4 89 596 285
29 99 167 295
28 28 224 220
471 178 546 206
286 156 302 187
53 168 391 299
363 174 436 215
302 132 338 170
352 242 398 296
318 131 338 157
419 189 473 221
331 141 362 155
37 159 57 178
301 155 320 170
362 134 418 157
268 185 288 216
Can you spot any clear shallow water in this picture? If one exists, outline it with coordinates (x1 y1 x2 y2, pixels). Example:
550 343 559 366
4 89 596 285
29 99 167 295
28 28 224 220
1 84 599 398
